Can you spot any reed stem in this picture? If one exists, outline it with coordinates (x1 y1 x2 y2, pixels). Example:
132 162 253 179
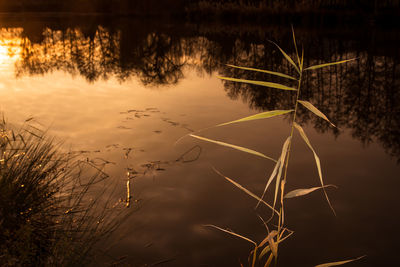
276 60 303 259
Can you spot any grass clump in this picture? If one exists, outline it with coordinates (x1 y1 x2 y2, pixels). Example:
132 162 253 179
0 117 127 266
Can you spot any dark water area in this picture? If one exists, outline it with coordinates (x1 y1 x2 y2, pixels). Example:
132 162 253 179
1 14 400 266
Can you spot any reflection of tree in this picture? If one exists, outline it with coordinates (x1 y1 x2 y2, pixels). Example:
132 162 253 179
343 54 400 159
132 33 184 86
300 38 400 160
13 27 187 86
15 27 121 82
2 23 400 160
216 36 400 160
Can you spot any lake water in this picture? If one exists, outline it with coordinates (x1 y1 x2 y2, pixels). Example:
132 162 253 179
1 15 399 266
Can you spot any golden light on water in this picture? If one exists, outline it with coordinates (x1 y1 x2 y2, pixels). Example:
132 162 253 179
0 24 239 150
0 28 23 67
0 44 9 63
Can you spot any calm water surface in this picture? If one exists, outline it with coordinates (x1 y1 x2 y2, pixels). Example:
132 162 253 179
0 15 399 266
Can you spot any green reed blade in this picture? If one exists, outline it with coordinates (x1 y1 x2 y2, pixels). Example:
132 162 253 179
212 167 279 215
314 255 366 267
273 137 291 210
217 110 294 127
298 100 336 127
268 41 300 74
190 134 277 162
304 58 356 71
204 224 257 246
284 185 337 199
291 25 300 67
218 76 297 91
226 64 298 81
293 123 336 216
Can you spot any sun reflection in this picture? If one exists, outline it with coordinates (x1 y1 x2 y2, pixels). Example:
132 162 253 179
0 28 23 66
0 44 9 63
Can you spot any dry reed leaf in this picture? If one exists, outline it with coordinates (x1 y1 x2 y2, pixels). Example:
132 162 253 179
204 224 257 246
300 47 304 70
267 234 278 259
255 159 280 209
291 25 300 67
314 255 366 267
293 123 336 216
269 40 300 74
304 58 356 71
273 137 291 209
298 100 336 127
217 110 294 127
226 64 297 80
259 230 294 259
265 252 274 267
190 134 276 162
284 185 337 199
258 230 278 248
212 167 279 215
218 76 297 91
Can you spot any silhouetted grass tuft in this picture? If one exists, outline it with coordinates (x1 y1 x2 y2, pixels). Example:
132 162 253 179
0 117 128 266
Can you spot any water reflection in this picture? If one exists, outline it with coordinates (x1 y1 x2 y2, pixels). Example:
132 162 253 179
1 22 399 160
221 44 400 160
7 26 192 85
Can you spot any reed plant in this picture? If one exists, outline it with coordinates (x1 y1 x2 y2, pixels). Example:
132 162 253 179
0 117 128 266
185 27 364 266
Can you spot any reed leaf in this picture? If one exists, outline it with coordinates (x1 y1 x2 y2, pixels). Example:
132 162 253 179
304 58 356 71
314 255 366 267
300 47 304 71
257 215 269 232
226 64 298 81
217 110 294 127
264 253 274 267
259 230 294 259
255 159 280 209
177 110 293 140
258 230 278 248
259 245 274 259
251 246 258 267
284 185 337 199
273 137 291 209
218 76 297 91
190 134 276 162
204 224 257 246
291 25 300 67
212 167 279 215
269 41 300 74
265 232 278 259
293 123 336 216
298 100 336 127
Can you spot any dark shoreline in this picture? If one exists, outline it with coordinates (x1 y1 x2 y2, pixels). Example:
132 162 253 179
0 12 399 29
0 0 399 27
